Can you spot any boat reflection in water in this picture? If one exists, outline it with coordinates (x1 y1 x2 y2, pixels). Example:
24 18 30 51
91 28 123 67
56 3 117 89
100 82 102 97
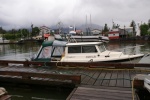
0 37 10 44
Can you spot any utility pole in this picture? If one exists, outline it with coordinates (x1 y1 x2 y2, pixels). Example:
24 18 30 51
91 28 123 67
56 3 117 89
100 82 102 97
124 25 126 39
31 24 33 39
0 27 4 43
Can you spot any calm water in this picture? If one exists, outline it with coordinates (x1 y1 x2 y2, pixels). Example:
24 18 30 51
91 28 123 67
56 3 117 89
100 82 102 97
1 41 150 61
0 41 72 100
0 41 150 100
106 41 150 63
0 41 41 61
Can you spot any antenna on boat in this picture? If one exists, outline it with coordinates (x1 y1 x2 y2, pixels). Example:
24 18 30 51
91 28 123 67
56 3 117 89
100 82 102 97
86 14 87 30
90 14 92 29
90 14 92 35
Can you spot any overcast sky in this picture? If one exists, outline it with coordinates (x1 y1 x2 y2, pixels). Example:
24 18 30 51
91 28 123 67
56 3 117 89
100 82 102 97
0 0 150 30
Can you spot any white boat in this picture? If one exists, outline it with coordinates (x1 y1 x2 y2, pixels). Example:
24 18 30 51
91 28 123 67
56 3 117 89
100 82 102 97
54 34 109 43
68 35 109 43
0 37 10 43
32 40 144 62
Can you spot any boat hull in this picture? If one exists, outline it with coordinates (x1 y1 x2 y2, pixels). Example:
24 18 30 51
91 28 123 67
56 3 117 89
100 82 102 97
61 54 144 62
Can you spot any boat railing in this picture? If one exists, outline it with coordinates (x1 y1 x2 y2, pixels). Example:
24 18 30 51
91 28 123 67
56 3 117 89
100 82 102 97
116 45 144 55
107 45 144 58
106 51 111 57
106 51 123 58
119 52 123 58
67 35 77 43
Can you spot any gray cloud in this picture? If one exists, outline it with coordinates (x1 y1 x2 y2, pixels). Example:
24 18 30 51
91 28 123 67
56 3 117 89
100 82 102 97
0 0 150 30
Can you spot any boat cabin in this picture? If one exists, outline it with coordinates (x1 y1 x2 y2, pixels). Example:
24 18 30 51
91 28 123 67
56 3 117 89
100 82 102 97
62 42 106 62
32 40 106 62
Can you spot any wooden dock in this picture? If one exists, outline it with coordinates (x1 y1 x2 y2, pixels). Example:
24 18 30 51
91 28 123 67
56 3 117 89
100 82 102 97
0 65 149 87
67 86 139 100
0 60 150 100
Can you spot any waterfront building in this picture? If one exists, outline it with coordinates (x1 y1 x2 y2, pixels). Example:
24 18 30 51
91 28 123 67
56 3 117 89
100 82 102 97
91 29 102 36
108 27 133 40
39 26 51 35
32 26 51 40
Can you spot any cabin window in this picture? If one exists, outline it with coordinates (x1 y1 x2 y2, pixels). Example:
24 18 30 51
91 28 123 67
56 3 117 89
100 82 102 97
68 46 81 53
38 46 52 58
98 45 106 52
82 46 97 53
68 46 97 53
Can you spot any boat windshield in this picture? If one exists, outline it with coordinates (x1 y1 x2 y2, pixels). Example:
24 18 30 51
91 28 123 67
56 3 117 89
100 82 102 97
68 46 97 53
38 46 52 58
98 44 106 52
51 46 65 57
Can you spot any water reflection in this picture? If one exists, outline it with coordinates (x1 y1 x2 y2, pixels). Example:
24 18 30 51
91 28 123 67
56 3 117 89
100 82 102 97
106 42 150 54
3 85 72 100
0 42 41 61
106 42 150 63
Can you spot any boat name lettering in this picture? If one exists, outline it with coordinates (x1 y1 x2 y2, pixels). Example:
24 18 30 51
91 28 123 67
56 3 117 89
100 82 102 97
86 56 96 58
67 56 75 58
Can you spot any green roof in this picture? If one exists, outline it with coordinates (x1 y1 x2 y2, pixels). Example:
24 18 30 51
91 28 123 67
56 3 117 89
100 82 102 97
42 40 67 47
42 41 53 47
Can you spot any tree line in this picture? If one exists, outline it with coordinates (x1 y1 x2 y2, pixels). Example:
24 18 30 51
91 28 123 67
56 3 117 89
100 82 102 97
102 20 150 36
0 27 40 40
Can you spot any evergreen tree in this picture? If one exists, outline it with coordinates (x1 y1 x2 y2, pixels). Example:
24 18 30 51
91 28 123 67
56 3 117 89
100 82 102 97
32 27 40 37
130 20 136 36
0 27 2 35
103 24 109 32
140 23 149 36
0 27 6 34
148 19 150 28
103 24 109 36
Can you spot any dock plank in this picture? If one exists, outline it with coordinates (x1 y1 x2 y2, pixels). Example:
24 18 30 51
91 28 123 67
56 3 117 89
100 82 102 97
81 70 95 85
116 70 124 87
68 86 137 100
87 70 102 85
123 70 131 87
77 69 89 82
109 70 117 86
94 70 107 86
101 70 112 86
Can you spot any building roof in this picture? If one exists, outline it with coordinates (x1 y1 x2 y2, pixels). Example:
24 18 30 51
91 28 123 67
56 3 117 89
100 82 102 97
40 26 51 30
119 27 133 30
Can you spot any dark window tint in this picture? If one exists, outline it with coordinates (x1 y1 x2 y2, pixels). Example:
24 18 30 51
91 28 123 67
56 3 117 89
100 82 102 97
82 46 97 53
68 46 97 53
68 46 81 53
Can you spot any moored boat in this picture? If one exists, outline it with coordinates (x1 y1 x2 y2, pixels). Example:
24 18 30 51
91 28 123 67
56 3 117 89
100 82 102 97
0 37 10 44
32 40 144 62
54 34 109 43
